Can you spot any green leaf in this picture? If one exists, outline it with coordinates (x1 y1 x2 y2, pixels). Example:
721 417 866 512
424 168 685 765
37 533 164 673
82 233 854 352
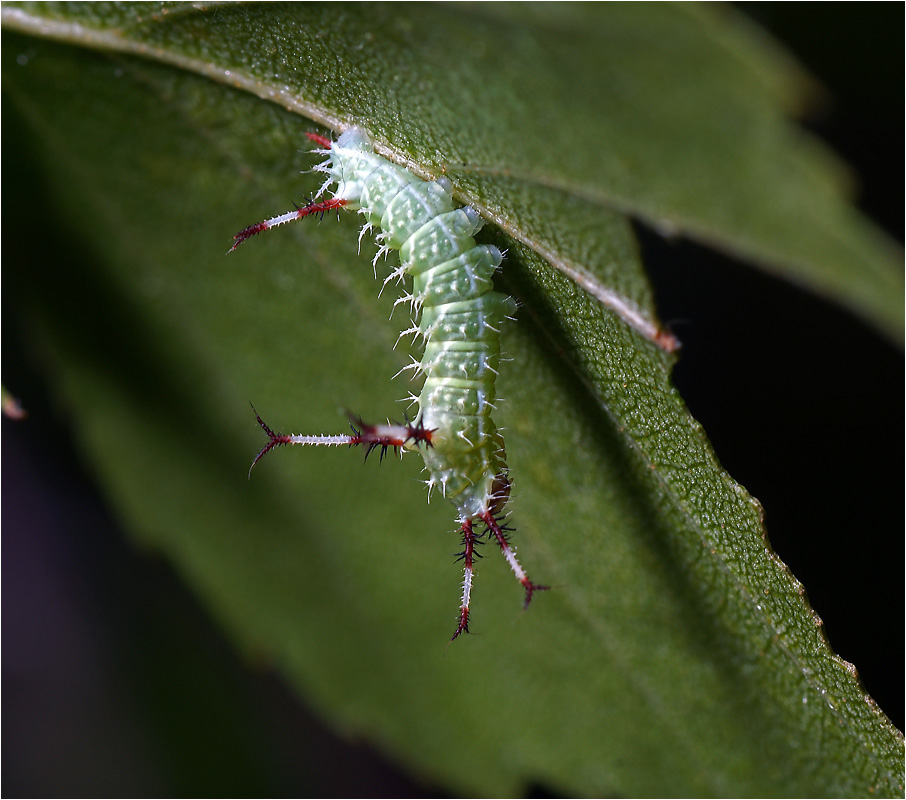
2 3 902 797
3 2 902 341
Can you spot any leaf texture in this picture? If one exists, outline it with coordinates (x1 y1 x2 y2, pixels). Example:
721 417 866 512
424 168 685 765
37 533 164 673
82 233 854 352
2 4 902 796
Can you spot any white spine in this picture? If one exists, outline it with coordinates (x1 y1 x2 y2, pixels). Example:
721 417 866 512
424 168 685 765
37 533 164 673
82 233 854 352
460 564 473 608
286 434 354 446
501 543 528 583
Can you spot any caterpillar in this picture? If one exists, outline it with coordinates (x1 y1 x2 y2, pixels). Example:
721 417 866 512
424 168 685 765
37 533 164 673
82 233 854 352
231 127 547 640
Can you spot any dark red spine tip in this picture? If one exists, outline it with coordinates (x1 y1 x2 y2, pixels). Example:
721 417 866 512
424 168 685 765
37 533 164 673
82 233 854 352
305 132 333 149
521 579 550 609
450 608 470 641
248 405 290 477
230 221 268 252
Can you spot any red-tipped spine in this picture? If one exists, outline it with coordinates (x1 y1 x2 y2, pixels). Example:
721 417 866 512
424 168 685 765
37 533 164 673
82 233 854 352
248 406 295 477
229 198 347 252
249 407 435 475
305 132 334 149
451 518 479 640
480 511 549 609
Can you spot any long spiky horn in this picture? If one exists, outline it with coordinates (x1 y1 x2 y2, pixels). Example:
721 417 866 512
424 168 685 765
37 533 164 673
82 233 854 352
248 406 435 477
248 405 354 478
229 131 341 253
229 197 347 253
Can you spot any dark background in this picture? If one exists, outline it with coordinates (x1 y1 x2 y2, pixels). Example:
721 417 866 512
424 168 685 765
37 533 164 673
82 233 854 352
3 4 902 796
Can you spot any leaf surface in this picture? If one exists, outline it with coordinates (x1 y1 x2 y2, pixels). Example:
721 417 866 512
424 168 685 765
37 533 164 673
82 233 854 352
2 4 902 796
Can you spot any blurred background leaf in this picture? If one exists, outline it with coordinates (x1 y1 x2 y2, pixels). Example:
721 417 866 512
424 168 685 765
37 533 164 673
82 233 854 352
2 3 902 797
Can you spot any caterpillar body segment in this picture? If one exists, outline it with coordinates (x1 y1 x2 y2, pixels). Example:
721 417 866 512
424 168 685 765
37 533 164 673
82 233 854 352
235 128 546 639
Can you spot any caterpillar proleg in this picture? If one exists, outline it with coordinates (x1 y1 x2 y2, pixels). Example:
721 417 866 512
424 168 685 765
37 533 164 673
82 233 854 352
233 128 547 640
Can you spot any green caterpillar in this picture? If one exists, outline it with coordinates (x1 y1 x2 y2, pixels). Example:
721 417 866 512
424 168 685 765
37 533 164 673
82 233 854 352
232 128 547 640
